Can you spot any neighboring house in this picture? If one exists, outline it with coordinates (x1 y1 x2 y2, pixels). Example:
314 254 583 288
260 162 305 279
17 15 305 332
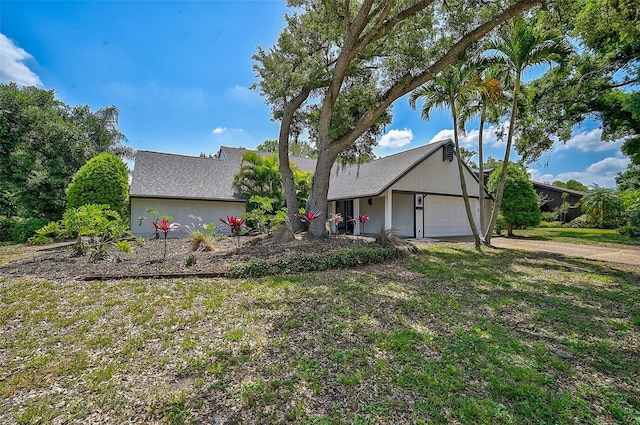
532 181 584 222
475 169 584 223
130 140 491 238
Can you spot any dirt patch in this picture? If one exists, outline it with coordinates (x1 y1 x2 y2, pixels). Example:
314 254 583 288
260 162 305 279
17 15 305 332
0 234 382 280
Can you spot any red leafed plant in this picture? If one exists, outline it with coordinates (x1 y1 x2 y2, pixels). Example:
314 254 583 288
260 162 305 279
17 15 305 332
358 215 370 234
152 218 180 258
331 213 343 237
220 216 247 248
294 210 322 224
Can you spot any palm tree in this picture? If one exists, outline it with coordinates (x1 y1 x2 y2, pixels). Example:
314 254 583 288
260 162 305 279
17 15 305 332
462 63 511 238
581 185 623 228
410 61 488 248
483 16 572 245
232 152 284 208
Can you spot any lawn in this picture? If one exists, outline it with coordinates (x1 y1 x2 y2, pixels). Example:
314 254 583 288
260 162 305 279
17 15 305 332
514 227 640 248
1 244 639 424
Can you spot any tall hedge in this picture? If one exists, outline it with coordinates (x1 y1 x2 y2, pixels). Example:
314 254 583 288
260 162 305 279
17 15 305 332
66 153 129 217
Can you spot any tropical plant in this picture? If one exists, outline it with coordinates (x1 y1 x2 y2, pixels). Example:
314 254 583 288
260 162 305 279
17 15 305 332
242 195 277 235
358 215 370 234
581 186 623 228
153 218 180 259
29 204 132 260
410 61 487 248
220 216 247 248
483 15 572 245
184 215 218 252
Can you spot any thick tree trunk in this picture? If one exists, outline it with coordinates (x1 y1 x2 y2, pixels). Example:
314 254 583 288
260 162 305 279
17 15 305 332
307 146 340 238
485 72 521 246
452 113 481 248
278 90 311 232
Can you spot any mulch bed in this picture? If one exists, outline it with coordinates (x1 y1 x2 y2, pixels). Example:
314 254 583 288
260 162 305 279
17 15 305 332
0 233 381 280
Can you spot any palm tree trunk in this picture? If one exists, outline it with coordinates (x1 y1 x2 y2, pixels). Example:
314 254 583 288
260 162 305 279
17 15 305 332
452 110 481 248
485 72 521 245
478 112 486 238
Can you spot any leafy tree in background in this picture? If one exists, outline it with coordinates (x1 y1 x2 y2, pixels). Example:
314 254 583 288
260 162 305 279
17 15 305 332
256 139 317 158
514 0 639 166
487 163 541 236
255 0 545 237
0 83 133 220
616 164 640 191
66 153 130 218
552 179 588 192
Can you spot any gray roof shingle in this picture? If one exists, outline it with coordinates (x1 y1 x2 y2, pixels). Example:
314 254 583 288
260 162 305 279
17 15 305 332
130 150 243 201
131 147 319 201
327 139 451 200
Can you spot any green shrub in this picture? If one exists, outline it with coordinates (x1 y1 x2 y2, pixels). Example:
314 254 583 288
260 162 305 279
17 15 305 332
541 211 558 222
66 153 129 218
229 247 402 278
0 217 49 244
628 208 640 228
28 221 61 245
617 225 640 237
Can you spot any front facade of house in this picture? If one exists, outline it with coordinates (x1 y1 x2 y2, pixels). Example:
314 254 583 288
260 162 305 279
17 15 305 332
327 140 491 238
129 140 491 239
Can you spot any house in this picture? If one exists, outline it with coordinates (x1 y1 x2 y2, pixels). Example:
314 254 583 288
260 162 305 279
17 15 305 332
532 181 584 222
327 139 491 237
130 147 316 237
129 140 491 238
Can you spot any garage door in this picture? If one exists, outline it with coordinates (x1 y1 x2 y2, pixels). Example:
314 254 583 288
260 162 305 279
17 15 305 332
424 195 479 237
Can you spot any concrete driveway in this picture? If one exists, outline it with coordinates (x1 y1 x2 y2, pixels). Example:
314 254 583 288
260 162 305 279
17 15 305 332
487 237 640 266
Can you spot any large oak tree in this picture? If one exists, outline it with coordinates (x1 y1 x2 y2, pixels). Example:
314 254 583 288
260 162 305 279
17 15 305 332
255 0 544 237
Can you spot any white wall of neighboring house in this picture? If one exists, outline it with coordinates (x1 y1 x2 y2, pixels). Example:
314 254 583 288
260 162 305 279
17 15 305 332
131 198 246 238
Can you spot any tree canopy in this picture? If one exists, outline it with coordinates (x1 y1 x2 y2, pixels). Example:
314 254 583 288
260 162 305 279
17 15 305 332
0 83 133 220
254 0 545 237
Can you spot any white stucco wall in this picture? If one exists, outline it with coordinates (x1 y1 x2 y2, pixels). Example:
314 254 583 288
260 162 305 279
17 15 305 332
131 197 246 238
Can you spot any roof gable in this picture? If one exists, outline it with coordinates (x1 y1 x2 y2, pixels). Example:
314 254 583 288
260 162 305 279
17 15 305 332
327 139 452 200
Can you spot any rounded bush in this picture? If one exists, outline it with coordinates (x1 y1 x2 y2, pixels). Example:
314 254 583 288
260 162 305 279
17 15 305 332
66 153 129 217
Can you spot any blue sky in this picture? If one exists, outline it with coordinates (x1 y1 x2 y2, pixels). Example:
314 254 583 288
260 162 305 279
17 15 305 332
1 1 629 188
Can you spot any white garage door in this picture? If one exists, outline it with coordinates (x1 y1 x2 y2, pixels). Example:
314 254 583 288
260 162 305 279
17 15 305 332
424 195 479 237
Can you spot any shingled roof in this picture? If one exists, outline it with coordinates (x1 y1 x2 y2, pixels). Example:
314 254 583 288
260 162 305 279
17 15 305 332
131 147 319 201
327 139 452 200
130 150 243 201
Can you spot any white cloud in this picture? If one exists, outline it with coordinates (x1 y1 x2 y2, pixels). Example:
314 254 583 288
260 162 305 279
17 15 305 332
427 122 509 149
0 33 42 86
378 128 413 148
555 128 624 153
212 127 244 135
528 155 630 188
226 85 258 103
